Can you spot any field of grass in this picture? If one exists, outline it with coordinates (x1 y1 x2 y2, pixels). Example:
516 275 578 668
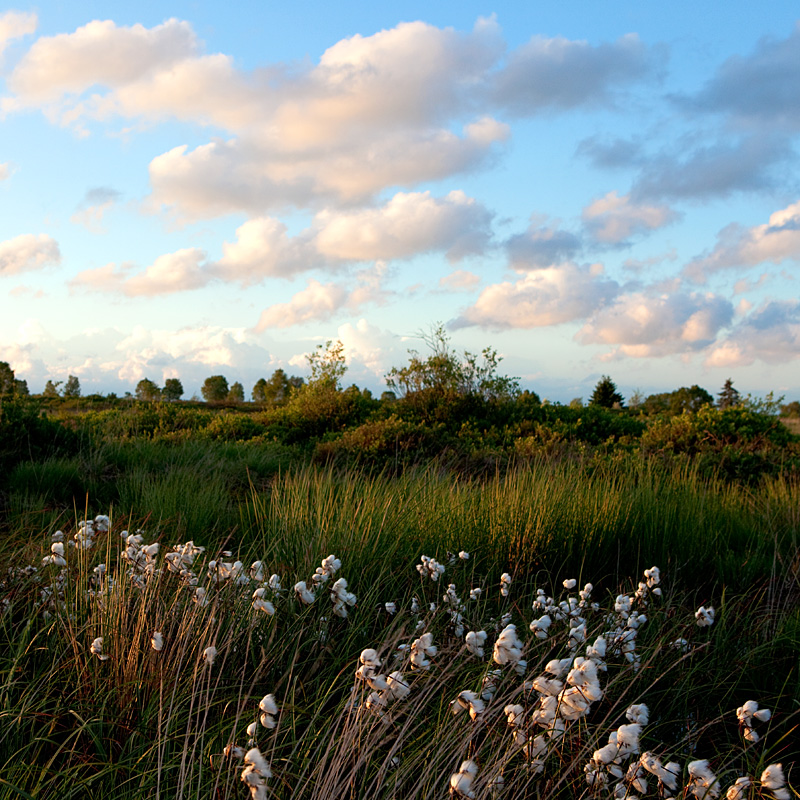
0 441 798 799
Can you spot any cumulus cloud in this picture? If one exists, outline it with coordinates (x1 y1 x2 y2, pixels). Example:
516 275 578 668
705 300 800 367
72 248 210 296
582 191 679 244
5 17 659 217
0 233 60 275
0 162 10 181
255 280 349 330
493 33 660 115
453 262 619 329
577 290 733 357
685 200 800 281
337 319 400 377
681 22 800 130
0 10 37 57
506 221 582 268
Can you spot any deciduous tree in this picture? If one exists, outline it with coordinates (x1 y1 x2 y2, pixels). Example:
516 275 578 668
63 375 81 398
135 378 161 401
201 375 229 402
163 378 184 402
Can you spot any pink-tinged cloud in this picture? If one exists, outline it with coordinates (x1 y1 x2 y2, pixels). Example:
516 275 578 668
453 262 619 329
685 200 800 282
255 280 349 330
0 10 37 56
0 233 60 275
577 290 733 357
582 191 679 244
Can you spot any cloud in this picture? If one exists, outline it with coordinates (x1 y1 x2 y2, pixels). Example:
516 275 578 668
681 22 800 130
255 280 349 330
506 221 582 268
0 163 10 181
631 134 793 201
337 319 400 377
72 248 209 296
0 10 37 57
71 186 122 230
575 135 646 170
685 200 800 281
577 290 733 357
314 190 492 262
492 33 660 115
582 191 679 244
439 270 481 291
705 300 800 367
0 233 60 275
8 18 198 103
452 262 619 329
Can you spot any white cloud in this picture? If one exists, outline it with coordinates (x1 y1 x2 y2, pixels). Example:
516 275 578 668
685 200 800 281
71 186 122 231
337 319 399 377
314 190 492 262
0 233 60 275
453 262 619 329
506 221 582 268
0 162 10 181
582 191 678 244
255 280 349 330
0 10 37 57
577 290 733 357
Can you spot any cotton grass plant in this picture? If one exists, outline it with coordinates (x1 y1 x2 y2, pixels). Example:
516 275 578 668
0 462 797 799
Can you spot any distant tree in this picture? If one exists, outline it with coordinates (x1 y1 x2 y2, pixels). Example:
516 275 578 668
717 378 741 410
201 375 229 402
63 375 81 398
589 375 624 409
287 375 305 393
569 397 583 409
14 379 29 396
135 378 161 401
253 369 290 404
781 400 800 417
0 361 15 398
644 385 714 416
628 389 645 411
162 378 184 402
307 340 347 390
380 390 397 404
227 381 245 403
43 379 62 397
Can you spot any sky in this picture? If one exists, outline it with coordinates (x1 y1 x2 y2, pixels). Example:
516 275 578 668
1 1 799 403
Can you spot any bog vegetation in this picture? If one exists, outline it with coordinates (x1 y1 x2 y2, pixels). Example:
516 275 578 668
0 336 798 798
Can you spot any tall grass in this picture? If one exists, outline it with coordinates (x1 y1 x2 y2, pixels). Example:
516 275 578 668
0 459 797 798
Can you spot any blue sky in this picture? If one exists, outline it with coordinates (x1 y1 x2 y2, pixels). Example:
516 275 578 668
1 2 799 402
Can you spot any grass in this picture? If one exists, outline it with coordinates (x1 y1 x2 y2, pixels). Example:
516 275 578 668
0 454 797 798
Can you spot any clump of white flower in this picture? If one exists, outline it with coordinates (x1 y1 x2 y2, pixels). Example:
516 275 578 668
330 577 357 618
451 690 485 721
450 759 478 798
760 764 789 800
563 578 577 590
90 636 109 661
312 554 341 585
695 605 715 627
493 624 525 674
417 555 445 581
410 632 437 670
469 587 482 601
294 581 315 605
258 694 278 729
687 759 719 799
458 551 470 560
241 747 271 800
41 541 67 568
151 631 164 651
500 572 512 597
203 645 218 666
735 700 771 743
252 587 276 615
640 753 680 793
465 630 487 658
725 776 751 800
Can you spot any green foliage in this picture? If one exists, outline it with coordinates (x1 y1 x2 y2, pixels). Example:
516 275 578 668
252 369 294 404
162 377 184 402
589 375 624 408
0 361 15 398
781 400 800 417
306 339 347 390
135 377 161 401
201 374 229 402
643 384 714 416
717 377 741 409
63 374 81 398
43 379 62 397
227 380 245 403
385 324 520 404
